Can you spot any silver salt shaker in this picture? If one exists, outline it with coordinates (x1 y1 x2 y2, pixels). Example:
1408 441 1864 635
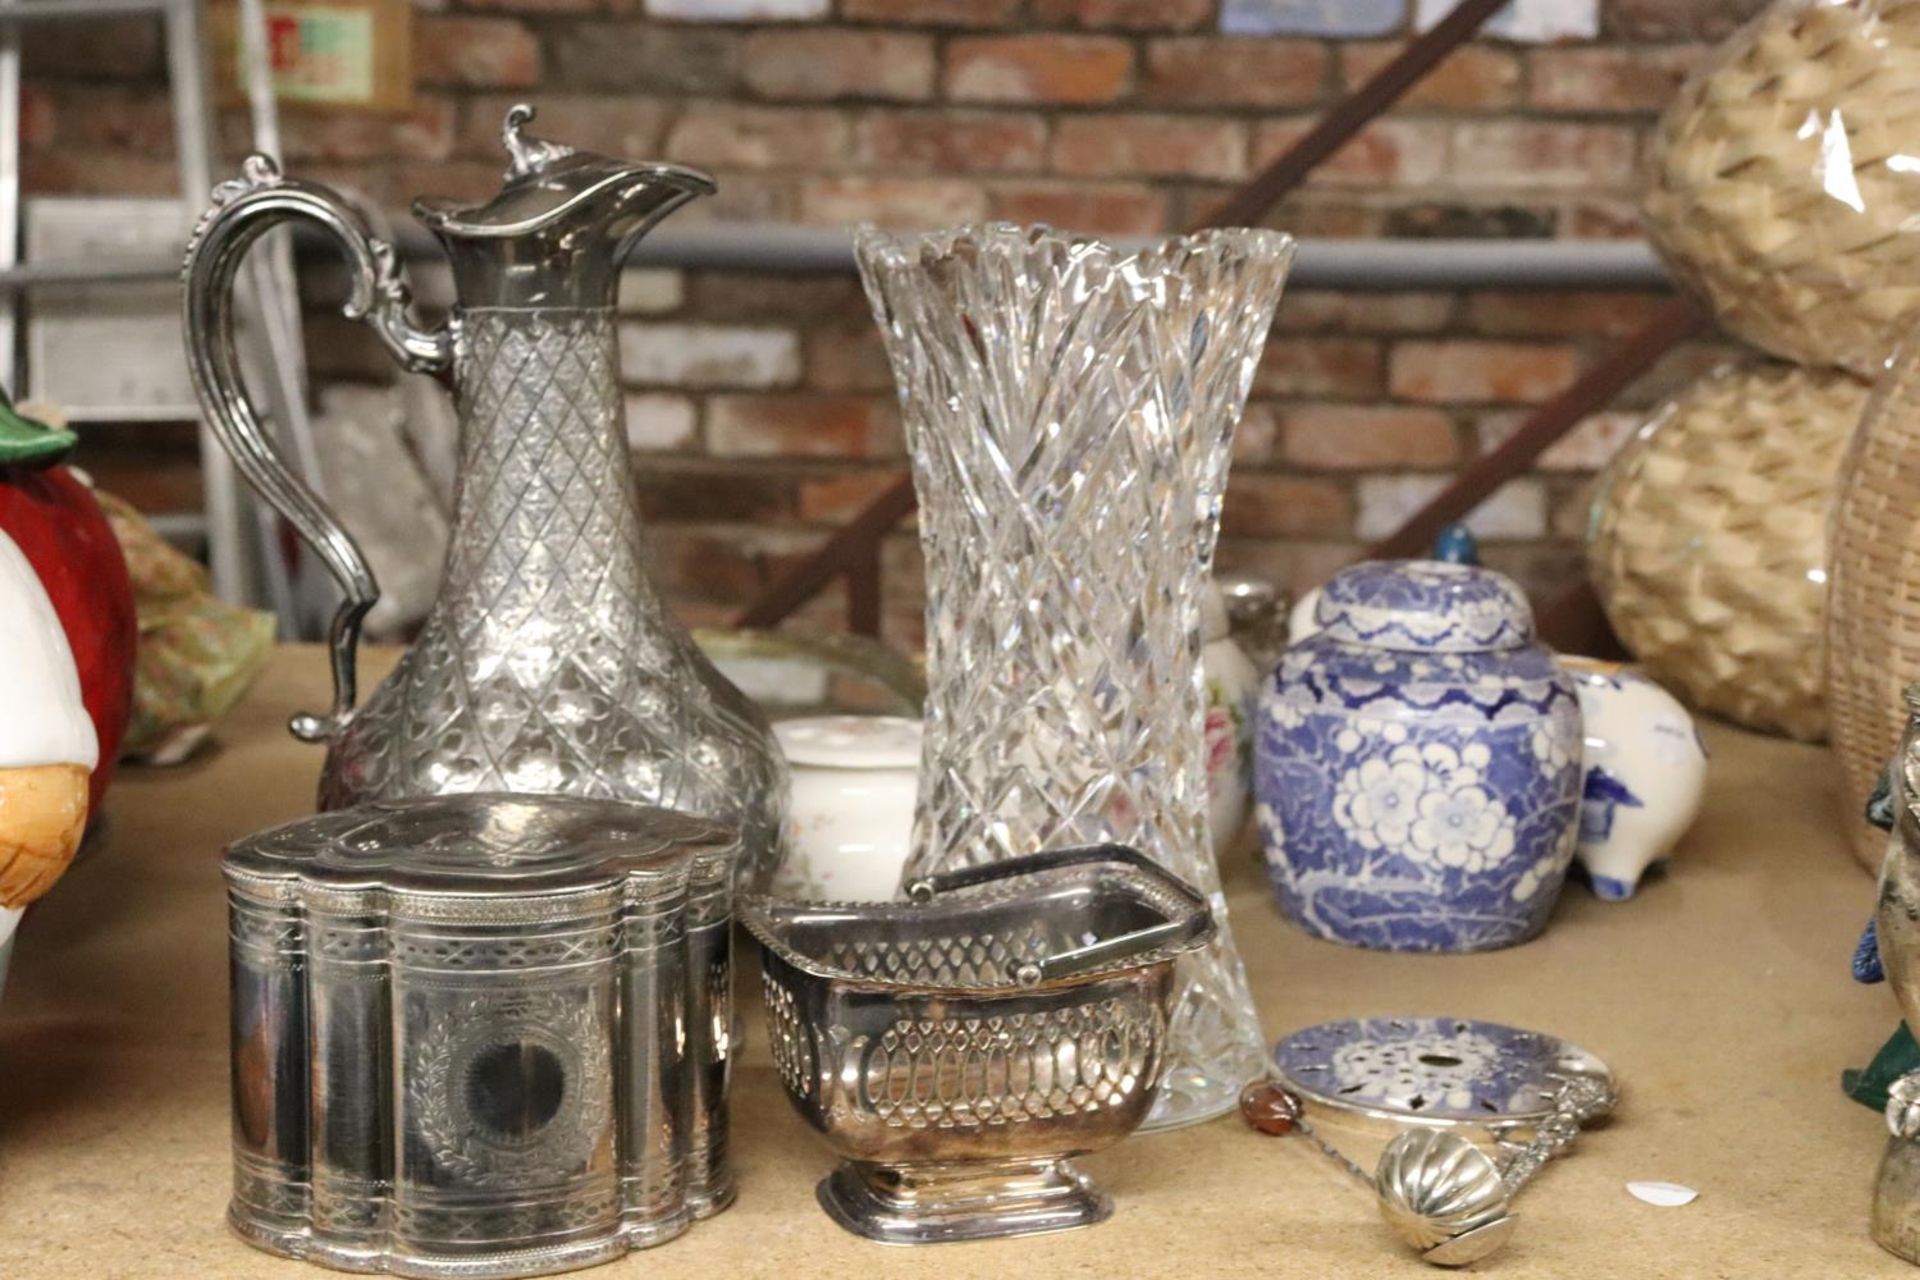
223 794 739 1278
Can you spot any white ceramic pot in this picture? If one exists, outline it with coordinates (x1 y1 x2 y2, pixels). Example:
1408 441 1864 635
1559 657 1708 900
770 715 921 901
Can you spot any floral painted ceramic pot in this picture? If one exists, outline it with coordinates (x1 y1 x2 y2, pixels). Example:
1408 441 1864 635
1203 583 1259 853
770 715 920 901
1559 657 1707 901
1254 561 1583 952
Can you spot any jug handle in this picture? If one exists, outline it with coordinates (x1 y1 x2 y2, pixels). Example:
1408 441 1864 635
183 154 454 743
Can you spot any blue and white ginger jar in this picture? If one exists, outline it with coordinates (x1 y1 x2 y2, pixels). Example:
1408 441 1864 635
1255 561 1583 952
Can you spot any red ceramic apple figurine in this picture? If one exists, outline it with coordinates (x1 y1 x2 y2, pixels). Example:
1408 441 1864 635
0 394 136 813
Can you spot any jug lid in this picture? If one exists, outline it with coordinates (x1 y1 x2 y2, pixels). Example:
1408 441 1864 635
223 793 736 897
410 105 713 307
1313 560 1535 654
415 104 714 240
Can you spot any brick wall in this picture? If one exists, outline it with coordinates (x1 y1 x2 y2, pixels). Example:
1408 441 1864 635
20 0 1759 644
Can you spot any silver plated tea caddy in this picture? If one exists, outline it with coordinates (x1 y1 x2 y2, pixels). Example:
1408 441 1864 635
741 846 1214 1245
183 105 786 891
223 794 738 1278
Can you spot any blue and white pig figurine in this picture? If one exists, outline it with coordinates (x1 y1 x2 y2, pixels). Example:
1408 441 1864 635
1558 657 1706 900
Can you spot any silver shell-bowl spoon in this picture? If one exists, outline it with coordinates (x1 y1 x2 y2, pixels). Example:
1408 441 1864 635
1240 1072 1617 1266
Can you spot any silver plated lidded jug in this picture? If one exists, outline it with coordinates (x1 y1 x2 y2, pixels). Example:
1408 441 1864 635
183 106 786 890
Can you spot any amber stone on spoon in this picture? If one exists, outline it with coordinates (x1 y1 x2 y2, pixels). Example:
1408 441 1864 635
1239 1081 1303 1136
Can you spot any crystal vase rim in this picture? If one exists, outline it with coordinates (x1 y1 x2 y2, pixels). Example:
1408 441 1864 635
849 221 1296 278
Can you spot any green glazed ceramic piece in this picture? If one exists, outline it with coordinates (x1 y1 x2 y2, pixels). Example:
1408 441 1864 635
0 391 75 469
1846 1023 1920 1112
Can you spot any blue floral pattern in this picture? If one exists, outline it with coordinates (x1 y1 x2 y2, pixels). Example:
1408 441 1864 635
1255 562 1582 953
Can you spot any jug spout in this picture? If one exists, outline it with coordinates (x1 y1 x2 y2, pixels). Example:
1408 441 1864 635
414 104 714 309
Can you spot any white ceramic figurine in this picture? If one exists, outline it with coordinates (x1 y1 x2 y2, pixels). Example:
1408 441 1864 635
1559 656 1707 900
0 526 97 965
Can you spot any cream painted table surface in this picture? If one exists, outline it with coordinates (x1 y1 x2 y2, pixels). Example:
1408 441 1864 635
0 645 1908 1278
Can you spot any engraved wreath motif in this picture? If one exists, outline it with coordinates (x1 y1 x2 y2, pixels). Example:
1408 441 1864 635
410 994 610 1188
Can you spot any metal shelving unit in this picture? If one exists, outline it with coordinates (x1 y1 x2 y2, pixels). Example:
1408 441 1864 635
0 0 315 621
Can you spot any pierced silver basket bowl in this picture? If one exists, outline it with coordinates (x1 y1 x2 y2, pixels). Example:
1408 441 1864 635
740 846 1214 1245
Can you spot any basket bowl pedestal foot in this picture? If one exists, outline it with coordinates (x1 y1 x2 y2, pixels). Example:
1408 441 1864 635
818 1157 1111 1245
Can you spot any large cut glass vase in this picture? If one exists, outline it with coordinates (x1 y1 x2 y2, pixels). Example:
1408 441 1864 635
855 223 1295 1128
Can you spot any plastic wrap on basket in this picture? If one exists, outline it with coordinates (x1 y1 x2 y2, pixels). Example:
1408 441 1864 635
1586 361 1869 741
1643 0 1920 375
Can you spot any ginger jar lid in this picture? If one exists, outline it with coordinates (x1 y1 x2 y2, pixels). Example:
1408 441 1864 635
1313 561 1535 654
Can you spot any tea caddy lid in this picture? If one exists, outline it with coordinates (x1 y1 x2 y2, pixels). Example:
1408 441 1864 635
222 792 737 897
1313 561 1535 654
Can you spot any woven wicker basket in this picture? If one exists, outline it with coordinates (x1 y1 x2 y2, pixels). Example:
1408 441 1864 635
1587 362 1870 742
1829 328 1920 869
1642 0 1920 376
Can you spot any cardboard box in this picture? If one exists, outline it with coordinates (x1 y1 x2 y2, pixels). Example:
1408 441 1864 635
210 0 411 114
